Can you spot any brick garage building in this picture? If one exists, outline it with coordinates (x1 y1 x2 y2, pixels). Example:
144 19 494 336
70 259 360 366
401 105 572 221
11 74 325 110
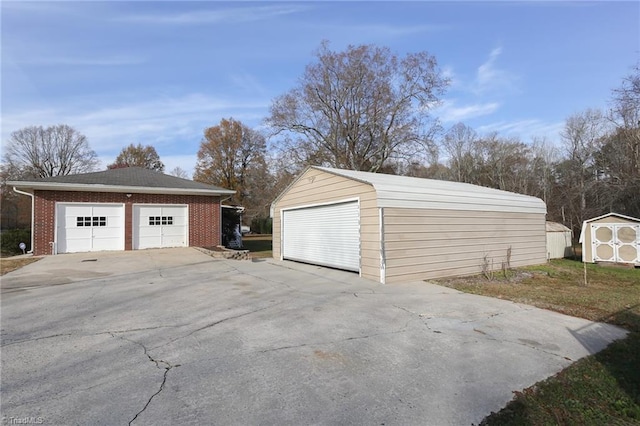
8 167 234 256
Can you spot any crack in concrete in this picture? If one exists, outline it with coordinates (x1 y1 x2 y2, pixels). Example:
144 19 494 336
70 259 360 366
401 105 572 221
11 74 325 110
1 325 186 348
152 302 281 350
108 333 176 425
1 332 76 347
393 305 441 332
256 322 412 355
496 336 574 362
352 289 377 297
223 262 324 295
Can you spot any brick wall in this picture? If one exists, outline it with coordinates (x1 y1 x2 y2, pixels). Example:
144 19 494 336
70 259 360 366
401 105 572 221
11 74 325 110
33 190 221 255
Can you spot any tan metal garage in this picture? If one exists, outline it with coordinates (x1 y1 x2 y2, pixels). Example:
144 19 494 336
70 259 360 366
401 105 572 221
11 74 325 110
271 166 547 284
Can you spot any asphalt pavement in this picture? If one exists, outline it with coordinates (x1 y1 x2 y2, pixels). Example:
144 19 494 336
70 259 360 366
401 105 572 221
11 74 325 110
0 248 628 425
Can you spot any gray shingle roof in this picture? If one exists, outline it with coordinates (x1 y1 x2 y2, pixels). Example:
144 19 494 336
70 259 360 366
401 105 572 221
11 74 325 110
7 167 235 195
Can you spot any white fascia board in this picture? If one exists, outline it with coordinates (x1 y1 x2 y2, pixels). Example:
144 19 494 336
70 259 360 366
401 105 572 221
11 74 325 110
578 221 588 243
583 212 640 224
7 181 235 196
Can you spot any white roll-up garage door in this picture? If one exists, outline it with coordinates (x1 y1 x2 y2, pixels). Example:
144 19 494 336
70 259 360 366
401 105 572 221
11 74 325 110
134 205 188 249
56 203 124 253
282 200 360 272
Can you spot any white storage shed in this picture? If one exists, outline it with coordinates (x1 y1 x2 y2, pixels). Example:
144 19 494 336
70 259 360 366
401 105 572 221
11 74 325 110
546 221 573 259
271 166 547 284
579 213 640 265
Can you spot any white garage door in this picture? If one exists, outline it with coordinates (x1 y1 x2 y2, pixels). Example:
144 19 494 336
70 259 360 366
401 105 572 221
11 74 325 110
282 201 360 272
134 205 188 249
56 203 124 254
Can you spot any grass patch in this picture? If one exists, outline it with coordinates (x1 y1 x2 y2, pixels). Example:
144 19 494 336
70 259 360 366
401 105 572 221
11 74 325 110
437 259 640 425
242 234 272 259
440 259 640 329
0 256 41 275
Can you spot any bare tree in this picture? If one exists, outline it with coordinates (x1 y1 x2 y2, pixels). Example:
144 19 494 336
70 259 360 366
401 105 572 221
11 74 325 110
441 122 478 183
108 143 164 172
267 41 448 172
529 137 559 206
559 109 609 227
593 64 640 217
169 166 190 179
3 125 99 178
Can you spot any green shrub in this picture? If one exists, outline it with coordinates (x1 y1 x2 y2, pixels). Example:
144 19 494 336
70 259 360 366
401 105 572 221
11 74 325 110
1 228 31 255
250 216 272 234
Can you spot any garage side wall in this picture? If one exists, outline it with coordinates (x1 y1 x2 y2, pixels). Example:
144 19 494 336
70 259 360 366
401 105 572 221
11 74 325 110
383 208 546 283
272 168 379 281
33 191 221 255
546 231 573 259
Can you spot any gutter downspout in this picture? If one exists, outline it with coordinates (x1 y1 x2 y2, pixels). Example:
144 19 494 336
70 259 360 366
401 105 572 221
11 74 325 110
12 187 34 254
379 207 386 285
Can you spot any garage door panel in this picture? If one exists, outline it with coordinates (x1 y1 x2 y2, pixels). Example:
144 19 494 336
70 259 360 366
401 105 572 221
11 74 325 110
56 204 124 254
161 206 186 216
64 238 92 253
94 206 124 216
140 207 163 216
134 205 187 249
162 227 185 237
137 227 161 237
64 227 92 239
283 201 360 272
91 226 121 238
63 205 92 216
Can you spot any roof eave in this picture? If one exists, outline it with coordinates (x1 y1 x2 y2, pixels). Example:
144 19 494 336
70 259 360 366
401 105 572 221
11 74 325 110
270 165 313 217
583 212 640 223
7 181 235 197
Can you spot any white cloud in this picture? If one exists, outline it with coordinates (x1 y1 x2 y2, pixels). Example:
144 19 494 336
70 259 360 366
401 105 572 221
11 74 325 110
229 71 269 96
2 93 270 162
477 119 564 141
116 5 308 25
436 100 500 123
346 24 448 37
17 56 145 66
473 47 519 95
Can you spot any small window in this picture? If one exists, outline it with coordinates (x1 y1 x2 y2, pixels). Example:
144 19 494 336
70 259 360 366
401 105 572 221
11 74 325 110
77 216 106 227
149 216 173 226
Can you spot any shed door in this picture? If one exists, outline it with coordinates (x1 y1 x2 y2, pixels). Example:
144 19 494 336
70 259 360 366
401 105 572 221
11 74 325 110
56 203 124 253
592 224 640 264
134 205 188 249
282 201 360 272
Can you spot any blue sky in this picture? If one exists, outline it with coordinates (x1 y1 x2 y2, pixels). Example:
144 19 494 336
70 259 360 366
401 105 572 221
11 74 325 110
2 1 639 176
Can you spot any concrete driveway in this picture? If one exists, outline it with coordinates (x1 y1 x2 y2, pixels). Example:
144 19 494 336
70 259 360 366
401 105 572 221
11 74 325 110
1 248 627 425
